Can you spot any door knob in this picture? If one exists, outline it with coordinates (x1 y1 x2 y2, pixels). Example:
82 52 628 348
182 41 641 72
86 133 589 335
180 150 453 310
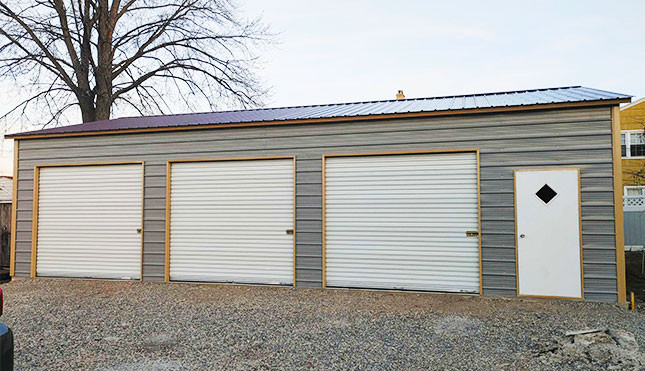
520 234 525 238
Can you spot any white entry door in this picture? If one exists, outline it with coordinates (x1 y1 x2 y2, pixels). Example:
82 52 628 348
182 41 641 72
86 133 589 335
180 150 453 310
515 169 583 298
169 158 294 285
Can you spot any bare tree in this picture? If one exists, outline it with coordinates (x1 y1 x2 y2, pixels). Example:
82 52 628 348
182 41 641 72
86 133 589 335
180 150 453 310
0 0 270 127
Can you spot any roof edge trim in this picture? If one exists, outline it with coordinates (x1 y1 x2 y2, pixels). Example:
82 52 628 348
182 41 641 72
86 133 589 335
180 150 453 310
8 98 629 140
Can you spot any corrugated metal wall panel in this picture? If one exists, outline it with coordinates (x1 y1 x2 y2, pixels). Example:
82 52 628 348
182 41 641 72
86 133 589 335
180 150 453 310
14 106 619 301
16 109 613 151
325 153 480 292
169 159 294 284
36 164 142 279
17 135 614 162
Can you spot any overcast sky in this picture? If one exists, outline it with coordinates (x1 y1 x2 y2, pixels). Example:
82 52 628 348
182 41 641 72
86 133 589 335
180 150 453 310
241 0 645 105
1 0 644 175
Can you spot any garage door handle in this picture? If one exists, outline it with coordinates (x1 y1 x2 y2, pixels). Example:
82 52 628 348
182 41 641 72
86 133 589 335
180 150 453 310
285 229 294 235
465 231 479 237
137 228 142 233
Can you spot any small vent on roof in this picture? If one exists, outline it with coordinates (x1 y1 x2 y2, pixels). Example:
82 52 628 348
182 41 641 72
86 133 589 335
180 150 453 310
396 90 405 100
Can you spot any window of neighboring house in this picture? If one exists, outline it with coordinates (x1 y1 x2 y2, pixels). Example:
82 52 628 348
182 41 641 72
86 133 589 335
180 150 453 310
621 131 645 158
625 185 645 196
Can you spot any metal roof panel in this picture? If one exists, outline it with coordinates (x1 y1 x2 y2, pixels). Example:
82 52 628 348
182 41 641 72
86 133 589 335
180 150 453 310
8 86 631 137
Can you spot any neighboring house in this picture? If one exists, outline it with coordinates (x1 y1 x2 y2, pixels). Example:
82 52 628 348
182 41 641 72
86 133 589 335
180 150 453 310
620 97 645 194
5 86 632 303
0 177 11 204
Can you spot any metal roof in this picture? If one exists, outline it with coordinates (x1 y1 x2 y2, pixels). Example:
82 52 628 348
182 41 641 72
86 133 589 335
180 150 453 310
7 86 631 138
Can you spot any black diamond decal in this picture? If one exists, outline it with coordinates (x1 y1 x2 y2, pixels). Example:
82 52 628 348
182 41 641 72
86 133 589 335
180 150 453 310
536 184 557 204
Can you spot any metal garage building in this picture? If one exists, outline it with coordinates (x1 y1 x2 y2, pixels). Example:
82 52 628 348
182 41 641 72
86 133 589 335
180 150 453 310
7 86 631 303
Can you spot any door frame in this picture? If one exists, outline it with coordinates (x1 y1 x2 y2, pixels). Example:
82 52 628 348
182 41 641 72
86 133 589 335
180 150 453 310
164 156 297 286
30 161 145 279
513 168 584 300
322 148 482 293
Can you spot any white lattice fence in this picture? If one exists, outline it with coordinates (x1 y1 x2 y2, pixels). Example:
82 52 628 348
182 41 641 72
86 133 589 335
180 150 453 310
624 196 645 211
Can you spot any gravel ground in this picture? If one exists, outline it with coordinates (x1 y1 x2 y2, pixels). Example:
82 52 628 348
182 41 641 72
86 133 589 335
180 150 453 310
1 278 643 370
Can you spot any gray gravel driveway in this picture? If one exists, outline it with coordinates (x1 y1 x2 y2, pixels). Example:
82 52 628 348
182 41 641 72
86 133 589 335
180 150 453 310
1 278 643 370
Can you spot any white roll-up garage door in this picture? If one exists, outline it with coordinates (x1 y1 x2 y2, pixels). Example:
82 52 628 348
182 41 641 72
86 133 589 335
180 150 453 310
169 158 294 285
325 152 480 293
36 164 143 279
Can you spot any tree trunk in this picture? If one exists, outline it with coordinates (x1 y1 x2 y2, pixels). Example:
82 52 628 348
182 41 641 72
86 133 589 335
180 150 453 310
76 1 93 122
94 0 113 122
78 94 96 123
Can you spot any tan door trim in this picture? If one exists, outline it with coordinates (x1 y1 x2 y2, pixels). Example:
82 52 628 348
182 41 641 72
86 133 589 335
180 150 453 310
513 168 584 300
611 107 627 303
30 161 145 278
9 140 18 276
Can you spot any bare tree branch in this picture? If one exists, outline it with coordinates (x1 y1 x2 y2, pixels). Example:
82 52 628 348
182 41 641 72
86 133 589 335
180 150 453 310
0 2 77 89
0 0 271 129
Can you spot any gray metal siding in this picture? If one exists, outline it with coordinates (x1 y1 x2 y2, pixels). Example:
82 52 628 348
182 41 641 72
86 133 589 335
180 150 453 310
14 106 618 301
624 210 645 248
